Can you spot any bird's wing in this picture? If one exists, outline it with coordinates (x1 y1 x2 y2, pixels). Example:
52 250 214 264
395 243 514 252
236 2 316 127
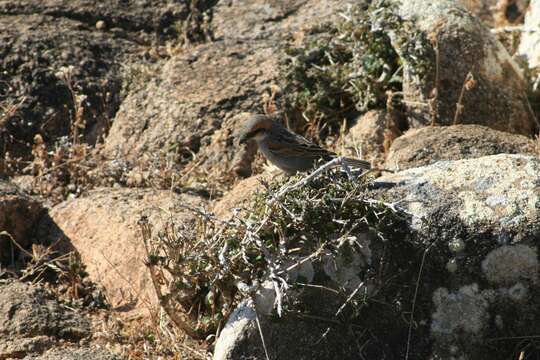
267 131 335 160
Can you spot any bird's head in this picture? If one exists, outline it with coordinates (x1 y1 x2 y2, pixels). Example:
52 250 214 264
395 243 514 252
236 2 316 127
238 114 275 144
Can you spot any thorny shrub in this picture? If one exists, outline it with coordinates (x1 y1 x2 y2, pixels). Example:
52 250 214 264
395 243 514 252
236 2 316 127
279 0 433 139
140 168 415 341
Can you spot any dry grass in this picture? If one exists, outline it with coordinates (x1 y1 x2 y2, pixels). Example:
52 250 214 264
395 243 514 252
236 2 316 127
90 309 211 360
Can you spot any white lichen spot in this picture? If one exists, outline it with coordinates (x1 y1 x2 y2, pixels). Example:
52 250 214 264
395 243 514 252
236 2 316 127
253 281 277 316
322 250 365 291
507 282 529 303
481 245 538 285
431 285 489 336
448 238 465 253
446 258 458 273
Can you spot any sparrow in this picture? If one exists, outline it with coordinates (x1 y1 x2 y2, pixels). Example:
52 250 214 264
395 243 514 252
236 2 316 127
238 114 371 175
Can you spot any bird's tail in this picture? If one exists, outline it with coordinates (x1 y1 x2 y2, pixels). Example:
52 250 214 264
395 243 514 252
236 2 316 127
342 157 371 170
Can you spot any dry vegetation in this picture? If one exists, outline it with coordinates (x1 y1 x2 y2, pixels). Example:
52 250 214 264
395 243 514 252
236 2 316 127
139 166 416 355
279 0 432 142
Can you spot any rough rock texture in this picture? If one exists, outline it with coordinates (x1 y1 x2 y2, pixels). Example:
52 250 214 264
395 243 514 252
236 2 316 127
340 110 401 167
392 0 538 134
212 173 270 218
102 41 278 173
102 0 355 185
39 188 206 315
0 180 44 265
379 154 539 236
384 124 538 170
377 154 540 358
0 0 213 163
25 347 121 360
215 154 540 359
213 298 367 360
212 0 354 41
0 281 90 359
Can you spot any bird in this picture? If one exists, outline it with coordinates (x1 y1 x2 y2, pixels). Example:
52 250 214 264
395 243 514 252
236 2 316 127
238 114 371 175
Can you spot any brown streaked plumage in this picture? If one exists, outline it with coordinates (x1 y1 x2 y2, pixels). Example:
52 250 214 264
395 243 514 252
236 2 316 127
238 114 371 175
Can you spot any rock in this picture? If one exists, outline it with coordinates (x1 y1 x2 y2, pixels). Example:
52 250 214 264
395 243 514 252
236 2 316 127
0 281 90 359
213 295 371 360
378 153 539 236
390 0 538 135
25 347 121 360
212 0 355 41
0 180 44 266
212 174 270 218
215 154 540 359
102 40 278 182
0 13 134 162
39 188 206 315
518 0 540 69
384 124 538 170
340 110 402 167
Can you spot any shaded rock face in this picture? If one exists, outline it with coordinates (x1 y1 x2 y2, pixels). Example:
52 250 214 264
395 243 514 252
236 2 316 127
392 0 538 135
0 180 44 266
384 124 538 170
0 0 216 163
0 281 90 359
39 187 206 315
0 14 131 160
214 300 371 360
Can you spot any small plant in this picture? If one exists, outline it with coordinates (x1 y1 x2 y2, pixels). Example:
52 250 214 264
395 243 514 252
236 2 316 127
0 96 27 176
140 165 416 343
279 0 433 139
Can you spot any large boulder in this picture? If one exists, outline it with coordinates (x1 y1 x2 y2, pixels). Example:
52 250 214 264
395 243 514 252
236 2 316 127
390 0 538 134
0 281 90 359
378 153 539 236
39 187 206 315
384 124 538 170
0 180 44 266
213 154 540 359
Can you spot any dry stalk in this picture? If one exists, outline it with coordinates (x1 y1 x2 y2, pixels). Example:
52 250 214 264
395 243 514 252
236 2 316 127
453 71 476 125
